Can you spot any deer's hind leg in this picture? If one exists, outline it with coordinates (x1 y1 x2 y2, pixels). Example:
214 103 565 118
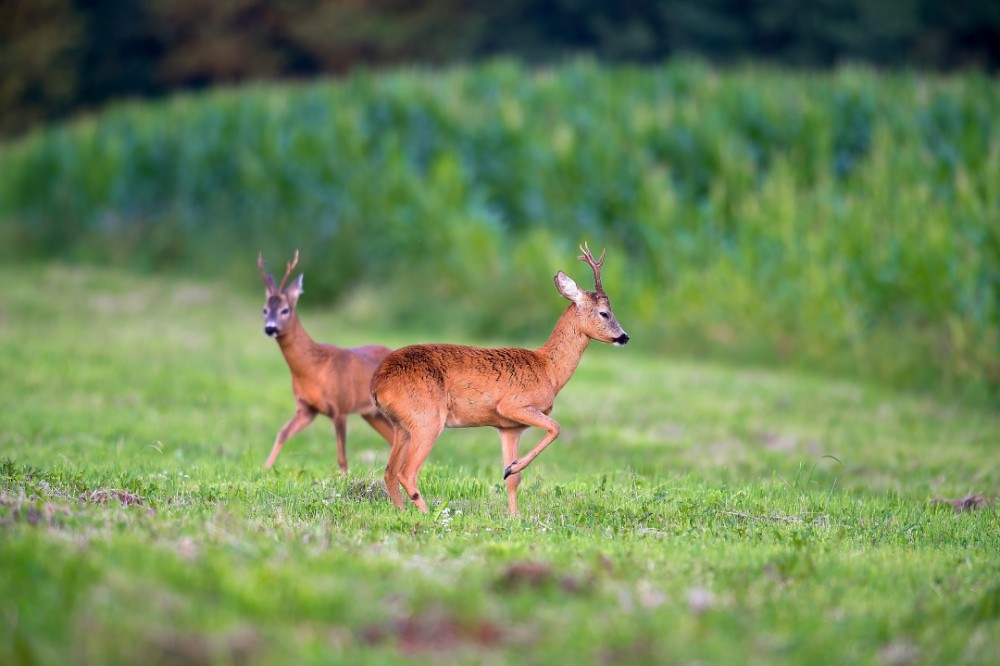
361 412 395 447
333 415 348 475
396 409 447 513
384 426 410 509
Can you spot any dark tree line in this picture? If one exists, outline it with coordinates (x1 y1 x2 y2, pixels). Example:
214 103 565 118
2 0 998 137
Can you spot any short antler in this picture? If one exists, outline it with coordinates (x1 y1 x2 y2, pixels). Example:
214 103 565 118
258 251 277 292
577 242 606 292
278 249 300 292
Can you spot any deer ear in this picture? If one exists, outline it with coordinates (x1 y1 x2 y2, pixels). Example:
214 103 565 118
285 274 304 303
554 271 584 304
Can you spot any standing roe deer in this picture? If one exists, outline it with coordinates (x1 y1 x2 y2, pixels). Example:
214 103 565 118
258 250 394 473
370 243 629 515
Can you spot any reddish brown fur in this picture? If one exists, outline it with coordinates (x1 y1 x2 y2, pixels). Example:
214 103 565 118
371 244 628 515
259 251 394 472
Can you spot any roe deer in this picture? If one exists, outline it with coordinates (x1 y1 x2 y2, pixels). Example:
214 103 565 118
370 243 629 515
258 250 394 473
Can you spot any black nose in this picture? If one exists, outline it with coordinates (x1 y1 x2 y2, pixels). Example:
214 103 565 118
264 324 278 337
614 333 630 345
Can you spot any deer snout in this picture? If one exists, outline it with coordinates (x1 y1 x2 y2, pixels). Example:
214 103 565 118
264 324 279 337
613 332 630 346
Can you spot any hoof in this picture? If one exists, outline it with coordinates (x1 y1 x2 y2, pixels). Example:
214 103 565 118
503 460 519 480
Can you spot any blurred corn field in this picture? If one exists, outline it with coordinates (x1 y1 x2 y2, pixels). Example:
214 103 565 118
1 59 997 400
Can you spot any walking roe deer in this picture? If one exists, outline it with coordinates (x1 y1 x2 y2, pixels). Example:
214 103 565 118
258 250 394 473
370 243 629 515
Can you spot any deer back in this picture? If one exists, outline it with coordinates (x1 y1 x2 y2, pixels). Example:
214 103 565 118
374 343 554 428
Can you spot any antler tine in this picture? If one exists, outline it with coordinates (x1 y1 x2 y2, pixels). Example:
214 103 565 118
577 241 606 292
278 249 300 292
258 251 276 290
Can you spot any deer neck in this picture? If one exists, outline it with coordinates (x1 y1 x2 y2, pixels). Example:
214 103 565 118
537 304 592 392
275 316 323 377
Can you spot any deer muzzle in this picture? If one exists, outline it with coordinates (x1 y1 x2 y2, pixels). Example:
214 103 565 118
264 323 279 337
613 332 630 346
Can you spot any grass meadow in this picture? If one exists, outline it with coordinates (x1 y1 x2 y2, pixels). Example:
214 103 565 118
2 264 998 665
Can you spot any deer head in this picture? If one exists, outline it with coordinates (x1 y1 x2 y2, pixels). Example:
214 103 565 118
258 250 303 338
553 242 629 346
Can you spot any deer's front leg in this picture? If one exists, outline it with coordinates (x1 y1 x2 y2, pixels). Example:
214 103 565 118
496 404 559 479
265 402 317 468
497 427 527 515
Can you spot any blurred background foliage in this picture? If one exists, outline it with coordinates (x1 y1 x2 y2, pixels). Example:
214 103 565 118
0 1 998 403
2 0 998 137
2 60 998 401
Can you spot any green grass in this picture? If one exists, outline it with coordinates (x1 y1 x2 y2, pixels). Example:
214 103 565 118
1 264 998 665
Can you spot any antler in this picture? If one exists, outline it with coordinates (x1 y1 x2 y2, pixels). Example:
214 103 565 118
577 242 606 292
278 249 300 292
258 249 299 293
258 251 276 292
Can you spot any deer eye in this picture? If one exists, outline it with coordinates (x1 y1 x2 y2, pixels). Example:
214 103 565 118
599 311 610 320
281 308 290 316
262 307 267 315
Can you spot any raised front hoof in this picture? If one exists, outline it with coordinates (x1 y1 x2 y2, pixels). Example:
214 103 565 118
503 460 519 480
406 492 430 513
